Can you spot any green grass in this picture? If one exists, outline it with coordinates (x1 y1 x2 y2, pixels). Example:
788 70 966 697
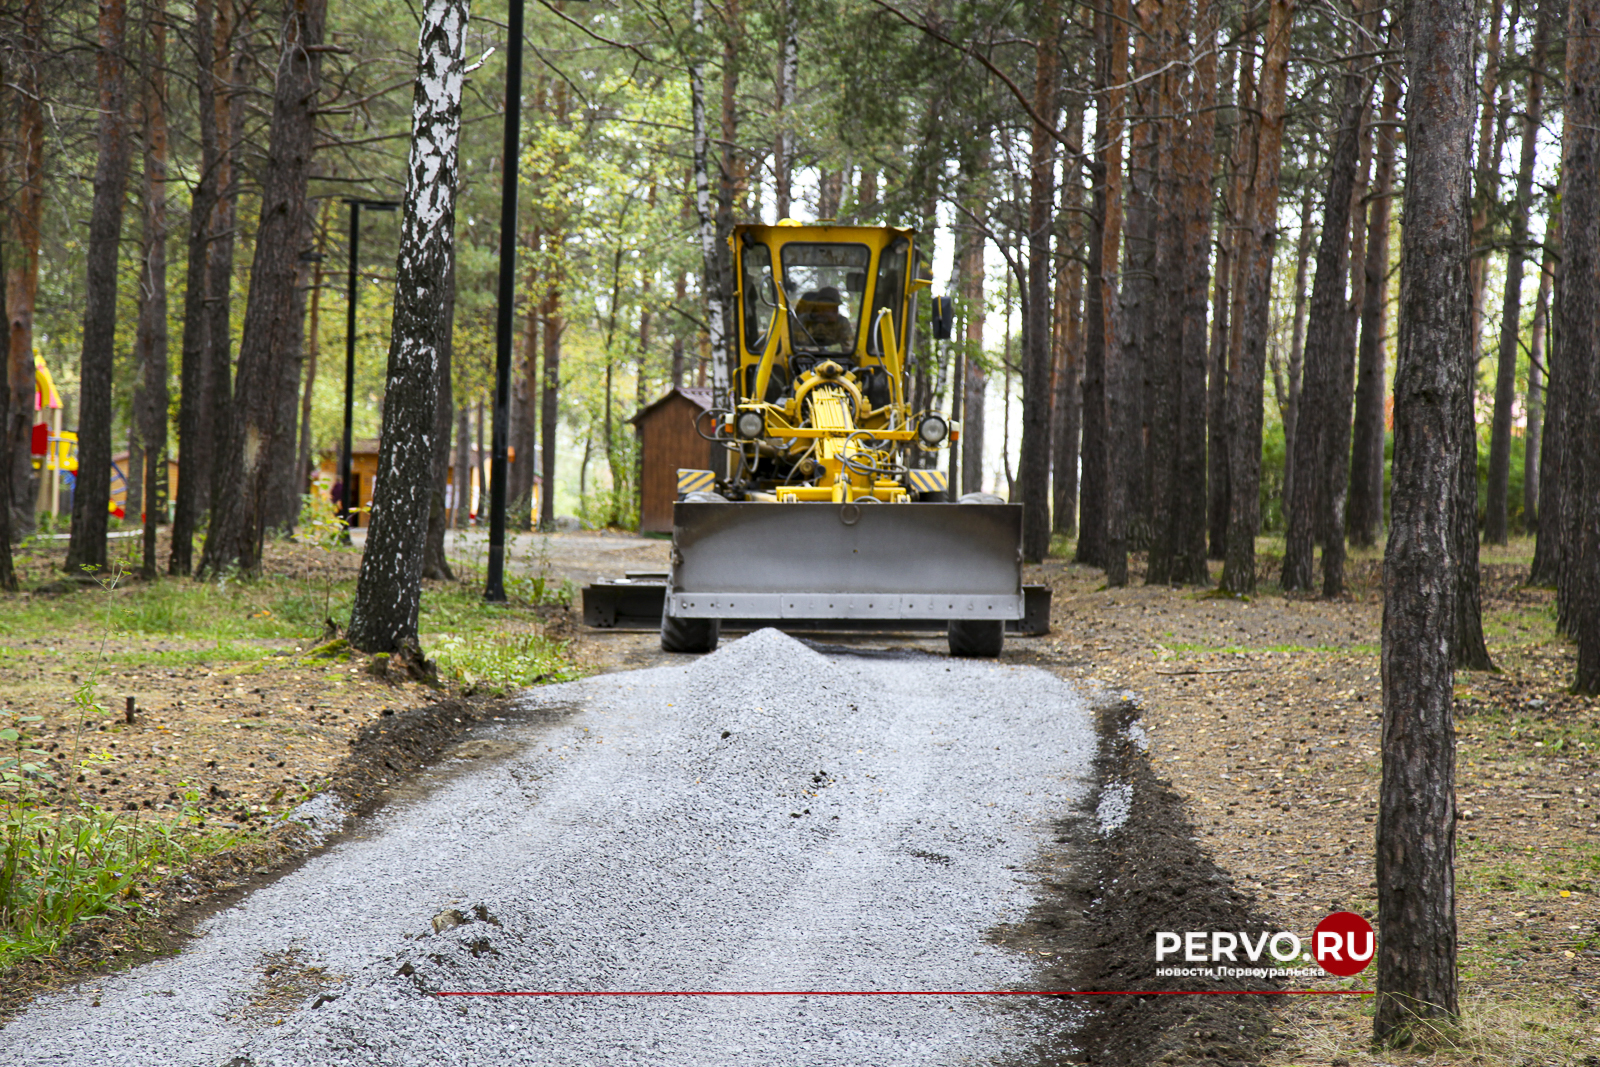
430 632 580 696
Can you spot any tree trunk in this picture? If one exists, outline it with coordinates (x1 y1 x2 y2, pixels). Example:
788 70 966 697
66 0 132 578
265 216 312 536
1533 210 1568 589
1018 0 1060 562
0 214 12 587
773 0 798 220
453 402 471 527
1485 0 1550 543
1143 11 1181 586
1374 0 1471 1040
512 231 541 529
1172 0 1217 584
297 199 332 510
956 182 988 495
1281 186 1314 514
423 247 458 582
4 0 44 541
347 0 467 654
198 0 324 578
1053 127 1084 537
202 34 240 547
1565 0 1600 691
1468 0 1506 366
1100 0 1131 586
137 1 170 579
1350 38 1402 549
691 0 729 398
1282 68 1366 595
1206 39 1239 562
169 0 226 575
1219 0 1291 595
1524 239 1555 530
539 264 563 528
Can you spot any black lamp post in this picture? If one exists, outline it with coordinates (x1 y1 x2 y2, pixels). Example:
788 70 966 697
341 198 401 529
484 0 526 603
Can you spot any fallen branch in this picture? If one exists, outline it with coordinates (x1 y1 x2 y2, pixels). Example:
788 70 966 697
1154 667 1252 676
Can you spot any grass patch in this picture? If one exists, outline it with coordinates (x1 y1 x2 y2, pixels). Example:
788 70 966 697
429 632 580 696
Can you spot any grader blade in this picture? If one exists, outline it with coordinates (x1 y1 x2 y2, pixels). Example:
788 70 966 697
665 501 1024 624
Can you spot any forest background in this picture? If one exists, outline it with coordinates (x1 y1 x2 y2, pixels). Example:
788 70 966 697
0 0 1562 561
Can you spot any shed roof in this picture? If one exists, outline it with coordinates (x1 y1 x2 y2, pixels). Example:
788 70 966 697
630 386 714 425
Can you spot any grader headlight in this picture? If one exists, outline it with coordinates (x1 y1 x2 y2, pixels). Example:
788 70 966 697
735 410 766 439
916 413 949 447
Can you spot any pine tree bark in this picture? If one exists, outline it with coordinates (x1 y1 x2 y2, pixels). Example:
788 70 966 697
0 219 12 588
1350 39 1402 548
511 230 541 528
198 0 323 577
170 0 227 575
539 262 563 528
1533 206 1568 589
955 180 988 495
1018 0 1061 562
137 0 170 579
205 0 244 536
453 403 471 527
1524 239 1555 530
1171 0 1217 584
297 199 331 505
1206 39 1239 562
1282 68 1366 595
265 215 312 535
1374 0 1470 1040
1566 0 1600 691
1219 0 1292 594
66 0 132 578
1144 11 1181 585
1280 187 1315 514
1052 128 1084 537
1100 0 1132 586
1485 0 1550 543
1076 55 1109 566
348 0 467 653
3 0 43 540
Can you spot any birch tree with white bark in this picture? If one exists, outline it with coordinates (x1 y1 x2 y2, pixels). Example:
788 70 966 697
347 0 470 655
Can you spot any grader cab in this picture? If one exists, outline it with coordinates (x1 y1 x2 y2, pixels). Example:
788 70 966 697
650 221 1032 658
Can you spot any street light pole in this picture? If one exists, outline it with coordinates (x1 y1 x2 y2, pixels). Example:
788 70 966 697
485 0 525 603
340 198 400 531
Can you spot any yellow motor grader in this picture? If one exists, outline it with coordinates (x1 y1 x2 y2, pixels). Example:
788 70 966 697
648 221 1032 657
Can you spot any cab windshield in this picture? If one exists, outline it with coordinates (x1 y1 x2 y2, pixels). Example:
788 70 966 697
780 243 870 355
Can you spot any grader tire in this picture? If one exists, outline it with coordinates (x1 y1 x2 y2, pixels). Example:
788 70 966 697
947 619 1004 658
661 609 720 654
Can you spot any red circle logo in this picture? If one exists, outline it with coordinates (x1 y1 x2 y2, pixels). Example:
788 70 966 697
1313 911 1375 977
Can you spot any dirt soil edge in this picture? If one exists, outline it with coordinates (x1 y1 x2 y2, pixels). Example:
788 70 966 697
1011 696 1286 1066
0 691 507 1023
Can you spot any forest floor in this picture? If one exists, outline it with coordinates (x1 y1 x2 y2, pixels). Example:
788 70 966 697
1017 537 1600 1067
0 528 1596 1066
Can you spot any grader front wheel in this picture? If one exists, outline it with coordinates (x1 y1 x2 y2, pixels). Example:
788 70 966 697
947 619 1004 658
661 609 720 654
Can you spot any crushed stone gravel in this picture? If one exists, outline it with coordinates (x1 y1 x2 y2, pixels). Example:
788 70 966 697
0 629 1097 1066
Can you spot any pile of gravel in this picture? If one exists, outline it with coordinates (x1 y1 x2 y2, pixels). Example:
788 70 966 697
2 630 1098 1067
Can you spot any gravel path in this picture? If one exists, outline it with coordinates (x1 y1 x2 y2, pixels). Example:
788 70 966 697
1 630 1097 1066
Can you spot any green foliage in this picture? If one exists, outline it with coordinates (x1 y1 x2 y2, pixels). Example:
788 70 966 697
430 633 579 696
1259 420 1287 533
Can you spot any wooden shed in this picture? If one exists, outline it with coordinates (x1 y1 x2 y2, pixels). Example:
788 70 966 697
631 387 722 533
